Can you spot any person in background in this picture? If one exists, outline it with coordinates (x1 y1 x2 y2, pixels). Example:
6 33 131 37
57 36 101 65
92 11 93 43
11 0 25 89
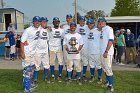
4 34 11 59
8 31 16 61
15 34 21 59
113 30 120 63
116 29 126 65
125 29 137 64
136 34 140 68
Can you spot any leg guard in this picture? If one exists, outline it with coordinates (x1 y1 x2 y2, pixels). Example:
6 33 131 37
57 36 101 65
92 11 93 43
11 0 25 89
23 65 36 92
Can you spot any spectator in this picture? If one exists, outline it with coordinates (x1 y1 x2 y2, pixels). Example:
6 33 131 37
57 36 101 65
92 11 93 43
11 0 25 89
8 31 16 61
8 23 14 32
4 34 11 59
125 29 137 64
136 34 140 68
15 34 21 59
114 30 120 63
116 29 126 65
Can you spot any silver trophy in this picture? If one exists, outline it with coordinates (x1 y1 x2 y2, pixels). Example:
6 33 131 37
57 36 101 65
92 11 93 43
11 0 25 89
68 37 77 54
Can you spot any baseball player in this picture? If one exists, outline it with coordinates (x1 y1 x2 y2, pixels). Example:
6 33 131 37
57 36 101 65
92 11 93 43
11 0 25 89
76 16 88 80
86 19 103 83
48 17 64 83
33 17 50 83
61 14 73 79
98 17 114 93
63 22 84 85
20 16 41 92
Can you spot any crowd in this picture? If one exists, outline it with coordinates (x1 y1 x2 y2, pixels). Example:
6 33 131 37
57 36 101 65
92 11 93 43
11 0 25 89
114 28 140 67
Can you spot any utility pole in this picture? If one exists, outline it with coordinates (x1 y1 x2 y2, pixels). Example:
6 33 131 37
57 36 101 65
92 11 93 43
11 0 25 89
74 0 77 23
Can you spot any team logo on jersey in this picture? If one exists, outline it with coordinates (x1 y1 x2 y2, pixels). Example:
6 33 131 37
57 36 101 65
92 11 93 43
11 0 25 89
88 32 94 39
53 31 61 38
78 28 86 35
42 32 47 36
34 31 40 40
65 29 71 34
41 32 48 40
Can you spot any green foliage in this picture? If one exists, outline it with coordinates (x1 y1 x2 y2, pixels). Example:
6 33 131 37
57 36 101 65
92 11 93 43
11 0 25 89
0 70 140 93
111 0 140 16
24 24 30 29
85 10 106 21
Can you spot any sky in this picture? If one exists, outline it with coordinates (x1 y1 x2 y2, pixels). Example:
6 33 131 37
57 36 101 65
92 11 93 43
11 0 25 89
4 0 115 23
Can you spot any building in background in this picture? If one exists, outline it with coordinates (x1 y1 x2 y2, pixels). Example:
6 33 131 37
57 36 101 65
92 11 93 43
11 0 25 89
0 8 24 32
106 16 140 38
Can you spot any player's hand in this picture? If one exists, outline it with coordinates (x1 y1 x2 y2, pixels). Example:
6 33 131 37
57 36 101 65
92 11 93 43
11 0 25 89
20 53 25 59
24 41 28 46
66 48 70 53
103 52 107 58
47 26 52 31
76 50 80 54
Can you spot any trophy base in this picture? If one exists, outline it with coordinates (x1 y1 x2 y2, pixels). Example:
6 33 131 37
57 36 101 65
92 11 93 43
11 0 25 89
68 51 77 54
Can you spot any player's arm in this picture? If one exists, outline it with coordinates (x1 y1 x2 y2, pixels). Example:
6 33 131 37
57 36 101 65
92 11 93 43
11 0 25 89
20 30 28 59
103 28 114 58
77 35 84 53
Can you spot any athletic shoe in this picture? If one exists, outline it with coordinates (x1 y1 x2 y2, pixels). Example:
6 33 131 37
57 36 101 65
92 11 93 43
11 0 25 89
51 76 55 83
58 76 62 82
97 78 102 84
77 79 82 85
106 85 114 93
82 76 87 82
118 63 125 65
89 76 94 83
45 77 50 84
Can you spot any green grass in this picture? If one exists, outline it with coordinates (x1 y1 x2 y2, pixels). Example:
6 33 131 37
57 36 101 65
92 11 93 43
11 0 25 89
0 70 140 93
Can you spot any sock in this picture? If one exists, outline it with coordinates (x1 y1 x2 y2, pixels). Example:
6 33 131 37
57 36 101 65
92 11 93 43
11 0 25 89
68 71 72 79
90 68 95 77
50 65 55 76
33 71 38 81
44 69 48 78
106 76 113 86
58 65 63 76
77 72 81 79
23 77 31 91
98 68 102 78
83 66 87 76
10 54 12 59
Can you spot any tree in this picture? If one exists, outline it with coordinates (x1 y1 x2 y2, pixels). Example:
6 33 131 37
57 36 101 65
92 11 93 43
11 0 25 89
111 0 140 16
73 12 81 24
85 10 106 21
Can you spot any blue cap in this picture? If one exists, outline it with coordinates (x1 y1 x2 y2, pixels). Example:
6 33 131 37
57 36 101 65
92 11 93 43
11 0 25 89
79 16 86 21
70 22 77 26
66 14 72 19
33 16 40 22
98 17 106 22
40 17 48 21
87 19 95 24
53 17 60 22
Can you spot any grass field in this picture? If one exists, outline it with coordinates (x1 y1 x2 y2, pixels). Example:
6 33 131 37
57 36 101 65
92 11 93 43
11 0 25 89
0 69 140 93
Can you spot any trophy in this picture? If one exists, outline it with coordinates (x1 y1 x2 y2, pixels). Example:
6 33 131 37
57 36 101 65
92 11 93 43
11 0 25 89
68 37 77 54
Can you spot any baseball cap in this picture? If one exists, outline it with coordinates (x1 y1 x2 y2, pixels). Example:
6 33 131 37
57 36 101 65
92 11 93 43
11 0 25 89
53 17 60 22
70 22 77 26
40 17 48 21
120 29 125 32
66 14 72 19
127 29 131 32
98 17 106 22
87 19 95 24
79 16 86 21
33 16 40 22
